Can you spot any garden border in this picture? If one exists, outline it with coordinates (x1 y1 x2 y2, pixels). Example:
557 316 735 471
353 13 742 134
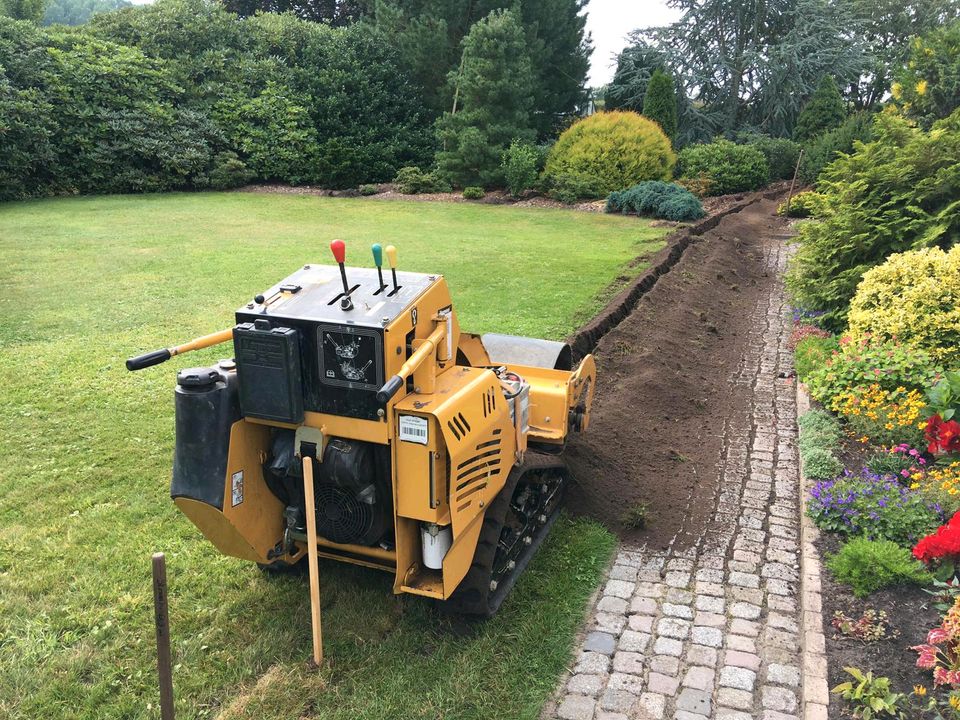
796 382 831 720
566 187 785 360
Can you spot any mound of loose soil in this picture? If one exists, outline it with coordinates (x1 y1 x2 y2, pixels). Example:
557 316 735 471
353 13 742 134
564 195 789 548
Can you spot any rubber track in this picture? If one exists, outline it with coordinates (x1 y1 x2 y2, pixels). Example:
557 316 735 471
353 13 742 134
445 452 567 617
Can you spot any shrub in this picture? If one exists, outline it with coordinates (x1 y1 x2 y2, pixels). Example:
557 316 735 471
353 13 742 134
434 9 535 188
213 81 319 185
358 183 379 196
744 135 803 181
606 181 704 221
541 172 603 204
393 166 450 194
847 247 960 366
674 174 712 198
778 190 824 218
543 111 675 196
7 26 220 196
827 538 930 597
677 139 768 196
209 151 253 190
798 409 842 446
501 140 539 197
462 186 485 200
642 68 677 141
893 22 960 128
802 447 844 480
794 335 838 382
805 336 941 408
794 75 846 142
798 112 873 186
808 469 942 545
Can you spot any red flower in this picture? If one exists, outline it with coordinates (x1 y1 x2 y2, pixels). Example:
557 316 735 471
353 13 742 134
927 415 960 455
914 511 960 564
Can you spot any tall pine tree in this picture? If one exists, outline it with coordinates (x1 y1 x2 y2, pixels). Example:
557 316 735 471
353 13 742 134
643 68 677 141
605 42 665 113
373 0 588 135
435 8 535 187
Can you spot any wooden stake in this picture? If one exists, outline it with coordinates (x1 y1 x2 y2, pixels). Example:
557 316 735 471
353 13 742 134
302 455 323 665
152 553 175 720
785 148 804 216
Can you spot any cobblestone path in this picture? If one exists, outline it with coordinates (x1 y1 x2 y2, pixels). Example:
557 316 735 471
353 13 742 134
547 228 801 720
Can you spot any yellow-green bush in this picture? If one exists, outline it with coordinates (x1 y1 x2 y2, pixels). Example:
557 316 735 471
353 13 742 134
847 246 960 365
543 111 675 196
777 190 824 218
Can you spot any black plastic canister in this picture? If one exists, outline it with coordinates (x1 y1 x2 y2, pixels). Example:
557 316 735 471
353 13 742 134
171 364 240 509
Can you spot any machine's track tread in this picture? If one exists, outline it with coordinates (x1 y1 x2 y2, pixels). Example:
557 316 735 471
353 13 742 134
445 452 568 617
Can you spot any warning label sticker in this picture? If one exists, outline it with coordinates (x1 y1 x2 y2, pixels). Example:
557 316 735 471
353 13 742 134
399 415 428 445
231 470 244 506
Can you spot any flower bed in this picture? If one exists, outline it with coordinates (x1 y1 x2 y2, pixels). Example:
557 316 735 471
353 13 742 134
794 310 960 716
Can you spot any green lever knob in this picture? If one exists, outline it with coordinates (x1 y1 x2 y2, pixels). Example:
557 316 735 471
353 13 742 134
371 243 383 267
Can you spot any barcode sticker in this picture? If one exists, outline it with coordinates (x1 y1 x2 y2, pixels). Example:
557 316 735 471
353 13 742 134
399 415 429 445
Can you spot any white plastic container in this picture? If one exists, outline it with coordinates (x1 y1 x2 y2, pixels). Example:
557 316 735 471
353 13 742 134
421 523 453 570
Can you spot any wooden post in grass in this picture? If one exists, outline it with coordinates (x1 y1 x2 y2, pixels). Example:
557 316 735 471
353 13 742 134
302 456 324 665
152 553 175 720
785 148 804 216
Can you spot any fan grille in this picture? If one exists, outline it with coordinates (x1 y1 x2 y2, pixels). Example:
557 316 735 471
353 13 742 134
315 484 373 545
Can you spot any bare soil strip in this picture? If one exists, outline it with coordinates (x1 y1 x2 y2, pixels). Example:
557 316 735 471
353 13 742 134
564 195 791 548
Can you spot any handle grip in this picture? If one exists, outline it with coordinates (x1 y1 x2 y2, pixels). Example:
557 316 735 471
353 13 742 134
376 375 404 404
126 348 172 371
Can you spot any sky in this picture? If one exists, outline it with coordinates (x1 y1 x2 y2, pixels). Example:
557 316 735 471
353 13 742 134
584 0 680 87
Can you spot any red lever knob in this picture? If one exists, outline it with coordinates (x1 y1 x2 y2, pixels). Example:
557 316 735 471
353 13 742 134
330 239 346 264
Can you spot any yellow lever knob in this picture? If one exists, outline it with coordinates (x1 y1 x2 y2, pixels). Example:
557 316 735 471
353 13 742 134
385 245 398 269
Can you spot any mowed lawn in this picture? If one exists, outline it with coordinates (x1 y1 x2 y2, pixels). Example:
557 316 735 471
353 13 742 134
0 192 666 720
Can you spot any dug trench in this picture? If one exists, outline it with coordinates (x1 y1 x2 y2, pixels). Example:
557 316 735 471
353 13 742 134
564 191 791 549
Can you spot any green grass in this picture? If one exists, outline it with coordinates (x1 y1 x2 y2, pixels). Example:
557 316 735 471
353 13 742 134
0 193 665 719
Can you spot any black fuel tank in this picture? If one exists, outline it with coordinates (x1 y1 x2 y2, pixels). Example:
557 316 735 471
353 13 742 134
171 364 241 509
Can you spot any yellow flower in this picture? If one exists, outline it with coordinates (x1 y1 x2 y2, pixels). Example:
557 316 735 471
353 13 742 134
891 82 903 100
951 694 960 710
914 684 927 696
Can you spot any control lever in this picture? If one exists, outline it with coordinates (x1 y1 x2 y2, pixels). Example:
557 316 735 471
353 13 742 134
371 243 387 294
330 239 353 311
385 244 400 296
